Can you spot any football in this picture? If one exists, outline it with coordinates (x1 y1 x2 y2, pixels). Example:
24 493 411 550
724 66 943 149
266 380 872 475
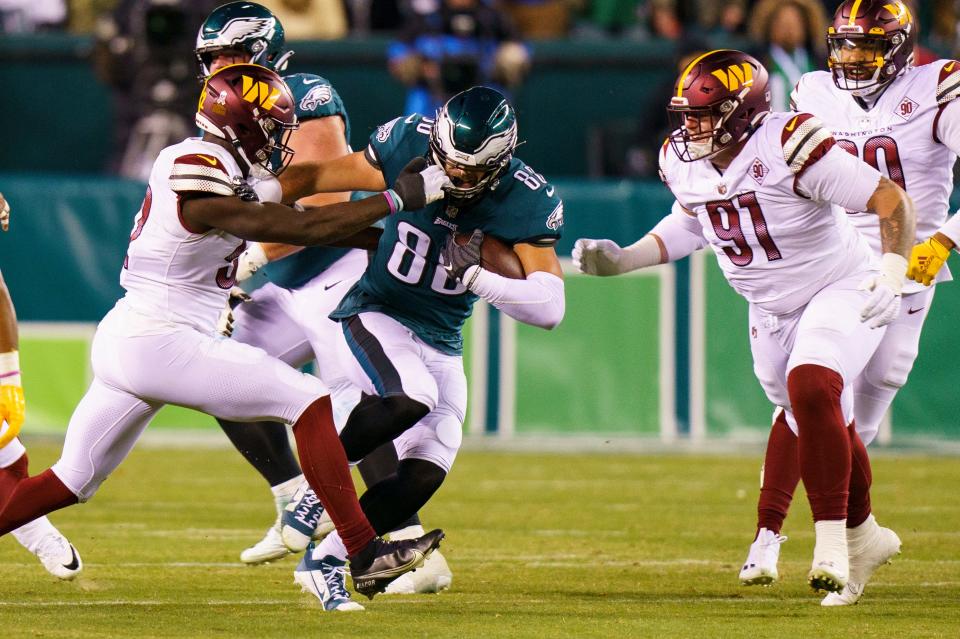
455 232 526 279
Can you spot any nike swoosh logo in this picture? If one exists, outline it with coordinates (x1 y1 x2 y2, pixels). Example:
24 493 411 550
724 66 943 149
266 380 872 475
62 545 80 571
196 154 219 166
545 186 555 197
324 280 343 291
302 78 322 85
785 116 799 132
907 307 925 315
946 62 957 73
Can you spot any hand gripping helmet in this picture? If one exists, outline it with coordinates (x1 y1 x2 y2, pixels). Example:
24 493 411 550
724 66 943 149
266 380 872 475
196 63 298 176
429 86 519 206
827 0 916 97
667 50 771 162
195 2 291 79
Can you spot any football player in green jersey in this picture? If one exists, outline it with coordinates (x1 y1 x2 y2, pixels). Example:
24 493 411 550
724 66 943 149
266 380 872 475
195 2 454 606
278 86 566 609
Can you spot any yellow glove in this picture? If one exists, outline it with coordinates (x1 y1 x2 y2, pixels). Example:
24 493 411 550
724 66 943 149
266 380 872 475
907 236 951 286
0 384 24 448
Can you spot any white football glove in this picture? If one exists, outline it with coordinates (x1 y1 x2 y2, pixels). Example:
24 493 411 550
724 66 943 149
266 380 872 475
0 192 10 232
217 287 252 337
859 253 908 329
422 164 453 205
572 238 624 276
235 243 269 283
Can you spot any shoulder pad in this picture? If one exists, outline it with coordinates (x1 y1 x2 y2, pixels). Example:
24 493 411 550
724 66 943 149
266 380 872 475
937 60 960 106
781 113 836 176
169 154 234 196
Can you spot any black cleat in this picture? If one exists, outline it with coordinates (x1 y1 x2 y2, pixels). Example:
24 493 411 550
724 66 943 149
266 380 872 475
349 529 444 599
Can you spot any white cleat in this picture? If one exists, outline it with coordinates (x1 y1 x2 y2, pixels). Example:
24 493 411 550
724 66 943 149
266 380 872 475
808 520 849 594
822 520 901 607
240 523 291 565
35 533 83 580
383 549 453 594
739 528 786 586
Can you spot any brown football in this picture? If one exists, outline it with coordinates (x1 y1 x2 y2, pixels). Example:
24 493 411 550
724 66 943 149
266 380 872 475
454 232 526 279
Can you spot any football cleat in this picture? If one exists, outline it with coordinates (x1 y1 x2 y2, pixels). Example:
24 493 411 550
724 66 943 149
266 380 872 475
383 548 452 594
821 521 901 607
240 522 291 565
739 528 787 586
294 543 364 612
35 533 83 581
280 484 334 552
349 529 445 599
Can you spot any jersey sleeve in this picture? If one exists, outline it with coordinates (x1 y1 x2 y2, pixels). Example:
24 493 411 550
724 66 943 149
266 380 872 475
366 115 430 185
934 60 960 149
795 145 882 211
168 154 235 196
520 196 564 247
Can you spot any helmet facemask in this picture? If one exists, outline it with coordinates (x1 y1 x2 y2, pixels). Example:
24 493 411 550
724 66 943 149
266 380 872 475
827 30 911 97
667 96 741 162
428 100 517 206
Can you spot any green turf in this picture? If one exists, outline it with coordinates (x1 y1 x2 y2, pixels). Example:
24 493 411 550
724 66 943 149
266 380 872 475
1 444 958 638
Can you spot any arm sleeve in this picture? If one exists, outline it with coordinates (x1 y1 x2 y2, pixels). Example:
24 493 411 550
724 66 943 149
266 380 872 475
647 201 707 262
795 145 882 211
464 269 564 330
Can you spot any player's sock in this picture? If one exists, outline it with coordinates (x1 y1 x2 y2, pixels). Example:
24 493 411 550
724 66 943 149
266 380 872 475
0 469 77 536
0 438 27 469
312 528 349 563
217 418 302 487
787 364 850 521
10 515 60 552
359 459 446 535
291 396 375 557
756 410 800 536
357 442 423 531
847 422 872 528
338 395 430 463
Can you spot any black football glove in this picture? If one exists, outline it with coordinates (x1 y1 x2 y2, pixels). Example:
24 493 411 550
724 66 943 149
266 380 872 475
390 157 451 211
441 229 483 281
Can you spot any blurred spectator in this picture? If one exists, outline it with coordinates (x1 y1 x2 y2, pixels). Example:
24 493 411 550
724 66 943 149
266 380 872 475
570 0 646 39
343 0 402 33
258 0 347 39
0 0 66 31
749 0 827 112
68 0 120 34
502 0 569 40
92 0 221 179
388 0 530 116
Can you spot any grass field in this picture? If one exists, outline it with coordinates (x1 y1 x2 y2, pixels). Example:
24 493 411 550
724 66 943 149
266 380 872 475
1 442 958 638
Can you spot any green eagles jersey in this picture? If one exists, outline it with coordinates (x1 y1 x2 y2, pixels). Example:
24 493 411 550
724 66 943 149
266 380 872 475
330 113 564 355
263 73 353 290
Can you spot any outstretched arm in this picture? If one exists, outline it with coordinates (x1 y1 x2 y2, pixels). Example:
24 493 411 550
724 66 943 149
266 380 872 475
279 150 387 204
0 269 24 447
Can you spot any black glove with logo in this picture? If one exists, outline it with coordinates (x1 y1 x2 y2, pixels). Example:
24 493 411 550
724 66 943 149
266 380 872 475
441 228 483 281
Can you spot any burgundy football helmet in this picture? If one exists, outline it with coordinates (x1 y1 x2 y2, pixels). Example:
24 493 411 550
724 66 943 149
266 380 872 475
196 63 297 176
667 49 771 162
827 0 916 97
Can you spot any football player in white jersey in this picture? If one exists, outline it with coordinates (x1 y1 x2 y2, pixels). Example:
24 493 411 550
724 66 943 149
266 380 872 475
729 0 960 606
0 194 83 580
0 63 451 599
573 49 917 597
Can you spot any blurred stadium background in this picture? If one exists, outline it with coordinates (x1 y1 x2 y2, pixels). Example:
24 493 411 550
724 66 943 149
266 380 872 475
1 0 958 447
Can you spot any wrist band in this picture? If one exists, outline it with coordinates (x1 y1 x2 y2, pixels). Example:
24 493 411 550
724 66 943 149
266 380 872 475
0 351 20 386
383 189 403 214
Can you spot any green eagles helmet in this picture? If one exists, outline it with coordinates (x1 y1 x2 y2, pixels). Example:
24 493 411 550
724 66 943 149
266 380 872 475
429 86 519 206
195 2 291 79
